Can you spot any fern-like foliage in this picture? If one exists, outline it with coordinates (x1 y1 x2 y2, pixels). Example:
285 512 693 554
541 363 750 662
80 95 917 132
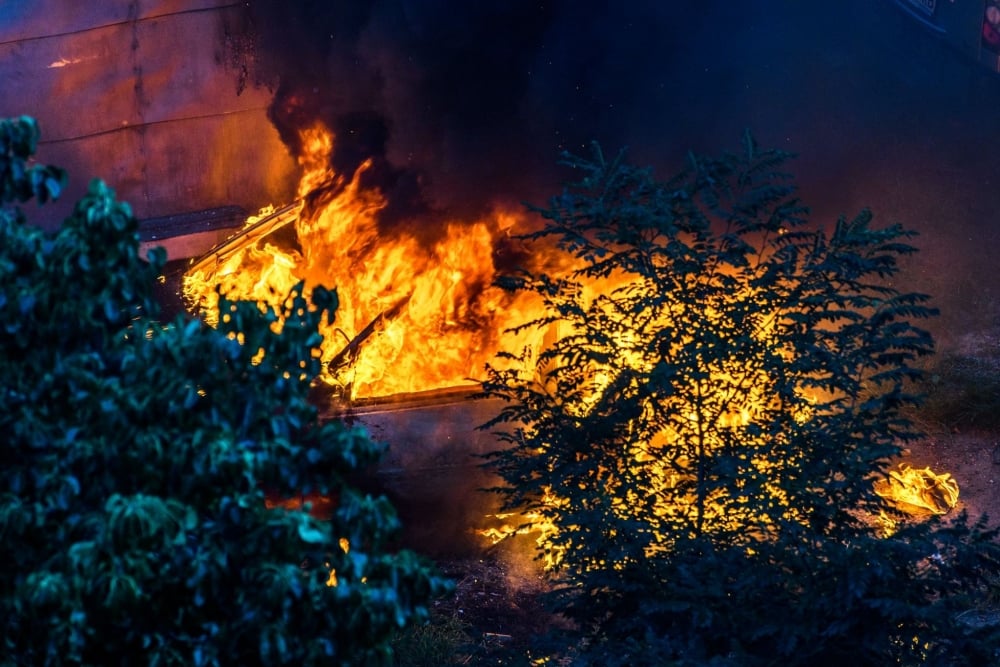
481 133 1000 666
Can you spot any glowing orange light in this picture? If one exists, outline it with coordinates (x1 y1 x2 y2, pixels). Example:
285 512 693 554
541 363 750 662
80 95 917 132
183 123 544 399
875 463 960 516
184 123 960 570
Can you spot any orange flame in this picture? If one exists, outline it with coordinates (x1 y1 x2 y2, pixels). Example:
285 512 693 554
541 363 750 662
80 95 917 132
183 124 544 399
183 124 960 564
875 463 960 516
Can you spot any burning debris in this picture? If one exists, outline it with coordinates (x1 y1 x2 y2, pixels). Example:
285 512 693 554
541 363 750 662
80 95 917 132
185 127 958 567
183 123 962 580
183 124 545 401
480 463 963 571
875 463 960 516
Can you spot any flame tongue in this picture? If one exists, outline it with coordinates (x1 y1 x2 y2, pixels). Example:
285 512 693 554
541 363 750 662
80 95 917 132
181 124 963 558
183 124 544 399
327 292 412 375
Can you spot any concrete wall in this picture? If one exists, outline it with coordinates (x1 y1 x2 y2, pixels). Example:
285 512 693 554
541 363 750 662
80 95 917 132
0 1 298 229
1 4 511 560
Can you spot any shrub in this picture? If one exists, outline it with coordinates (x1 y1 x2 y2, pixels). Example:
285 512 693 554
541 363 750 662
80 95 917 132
0 116 450 666
481 134 1000 665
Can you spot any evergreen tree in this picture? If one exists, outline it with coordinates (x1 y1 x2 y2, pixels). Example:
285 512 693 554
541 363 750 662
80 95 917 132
482 134 1000 665
0 116 450 666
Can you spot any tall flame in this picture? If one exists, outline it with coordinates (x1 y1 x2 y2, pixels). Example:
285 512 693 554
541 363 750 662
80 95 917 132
183 124 544 399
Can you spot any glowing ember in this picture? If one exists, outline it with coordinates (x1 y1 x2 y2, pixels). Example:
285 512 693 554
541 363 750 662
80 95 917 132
324 538 353 588
183 124 543 399
875 463 960 516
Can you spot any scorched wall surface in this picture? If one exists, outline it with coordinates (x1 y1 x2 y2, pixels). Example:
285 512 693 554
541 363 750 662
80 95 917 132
0 0 298 229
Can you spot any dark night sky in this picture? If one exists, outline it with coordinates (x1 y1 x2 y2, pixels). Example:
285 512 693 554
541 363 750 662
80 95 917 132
245 0 1000 348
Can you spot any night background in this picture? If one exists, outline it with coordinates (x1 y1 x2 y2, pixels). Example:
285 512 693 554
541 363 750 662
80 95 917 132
244 0 1000 350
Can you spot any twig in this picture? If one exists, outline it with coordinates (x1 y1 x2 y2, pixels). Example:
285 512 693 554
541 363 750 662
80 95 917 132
327 293 412 373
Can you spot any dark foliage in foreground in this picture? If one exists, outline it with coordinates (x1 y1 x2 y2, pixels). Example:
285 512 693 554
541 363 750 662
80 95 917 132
0 116 450 666
482 134 1000 665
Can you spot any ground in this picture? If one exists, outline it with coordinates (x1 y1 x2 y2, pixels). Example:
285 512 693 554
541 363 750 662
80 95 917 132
906 429 1000 527
394 548 561 665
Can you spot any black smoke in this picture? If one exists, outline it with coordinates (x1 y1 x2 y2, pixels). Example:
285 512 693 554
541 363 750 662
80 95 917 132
242 0 739 228
243 0 1000 339
246 1 556 229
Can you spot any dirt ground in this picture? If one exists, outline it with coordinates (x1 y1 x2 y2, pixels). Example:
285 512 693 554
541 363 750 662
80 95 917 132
428 553 557 663
904 428 1000 527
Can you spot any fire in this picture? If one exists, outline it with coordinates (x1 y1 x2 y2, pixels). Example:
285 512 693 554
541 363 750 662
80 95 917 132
481 436 962 571
183 124 544 399
475 285 958 568
875 463 960 516
479 488 565 570
182 124 961 564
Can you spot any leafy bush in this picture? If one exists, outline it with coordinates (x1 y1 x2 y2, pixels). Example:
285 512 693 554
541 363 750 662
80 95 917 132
482 134 1000 666
0 116 450 666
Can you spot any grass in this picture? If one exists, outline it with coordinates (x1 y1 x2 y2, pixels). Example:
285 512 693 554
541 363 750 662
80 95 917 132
392 613 474 667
